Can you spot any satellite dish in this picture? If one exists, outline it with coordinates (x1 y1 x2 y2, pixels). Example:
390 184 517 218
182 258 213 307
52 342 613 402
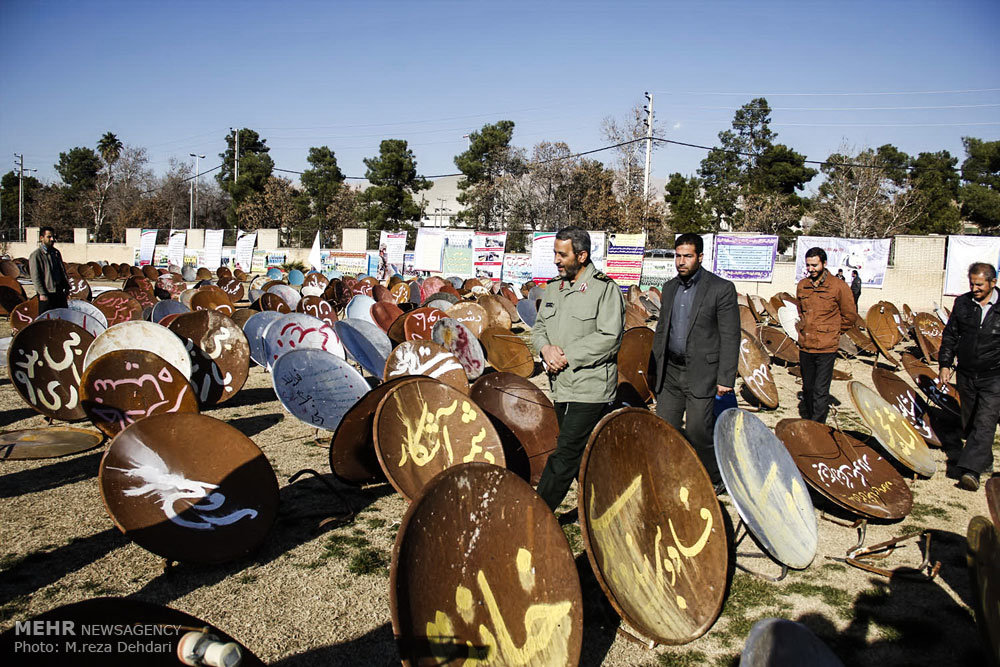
480 327 535 378
777 305 799 342
261 313 345 371
446 301 489 338
403 306 448 341
432 318 486 381
272 349 368 432
242 310 285 367
84 320 192 380
741 618 844 667
847 381 936 477
738 331 779 409
871 367 943 446
335 318 392 379
8 319 95 421
93 290 143 326
616 328 654 403
168 310 251 406
384 340 469 394
0 426 104 460
329 378 413 485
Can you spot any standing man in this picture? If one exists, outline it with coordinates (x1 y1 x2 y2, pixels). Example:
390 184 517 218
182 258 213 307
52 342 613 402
29 226 70 314
850 270 862 307
652 233 740 486
796 247 858 423
836 269 845 281
939 262 1000 491
533 226 624 511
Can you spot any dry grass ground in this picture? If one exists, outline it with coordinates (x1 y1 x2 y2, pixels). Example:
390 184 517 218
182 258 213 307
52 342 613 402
0 291 993 666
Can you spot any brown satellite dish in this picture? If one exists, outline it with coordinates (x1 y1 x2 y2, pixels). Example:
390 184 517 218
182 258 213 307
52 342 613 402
967 516 1000 664
762 297 781 322
625 302 649 330
196 267 212 280
384 340 470 394
125 285 157 311
99 412 278 564
168 310 250 406
329 378 415 485
191 288 235 317
8 319 95 421
101 264 119 280
446 301 489 338
0 258 18 277
866 303 898 349
142 264 160 281
9 295 39 333
228 307 258 329
260 291 292 313
913 312 944 362
67 273 92 300
739 304 758 334
0 426 104 460
403 306 448 341
374 377 505 501
579 408 728 644
871 367 942 447
0 275 26 314
234 268 248 282
371 300 403 333
302 271 328 292
391 462 583 666
157 272 186 298
880 300 907 340
217 276 245 303
774 419 913 520
78 262 96 279
617 327 654 403
494 290 520 324
477 293 513 331
93 290 143 326
480 327 535 377
386 310 409 343
845 324 877 354
866 323 900 368
848 381 936 477
900 352 961 417
469 372 558 485
217 265 233 279
390 281 410 304
372 283 394 303
81 350 199 438
122 275 153 293
738 330 779 409
298 294 338 327
758 325 800 364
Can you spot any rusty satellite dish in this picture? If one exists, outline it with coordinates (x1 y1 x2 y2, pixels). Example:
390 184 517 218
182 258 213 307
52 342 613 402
715 408 817 570
478 293 514 331
900 352 961 417
913 312 944 362
469 372 558 485
738 330 779 409
260 291 292 313
67 273 91 301
329 378 414 485
866 322 900 369
81 350 199 438
0 258 18 277
372 301 404 333
847 381 937 477
871 367 942 446
150 298 190 324
480 327 535 378
334 318 392 379
0 426 104 460
385 340 469 394
432 317 486 381
391 462 583 666
446 301 489 338
866 304 899 349
272 349 368 431
242 310 284 367
83 320 192 380
217 277 245 303
967 516 1000 666
403 306 448 341
739 304 758 334
93 290 143 326
758 326 800 364
228 307 257 329
190 289 235 317
845 324 877 354
8 319 95 421
625 303 648 330
36 306 106 337
374 377 505 501
168 310 250 406
261 312 345 370
617 327 654 403
267 283 301 311
579 408 728 644
9 296 39 333
774 419 912 520
741 618 844 667
99 412 278 564
298 294 338 327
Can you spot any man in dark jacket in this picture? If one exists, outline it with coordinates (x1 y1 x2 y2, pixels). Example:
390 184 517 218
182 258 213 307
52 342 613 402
850 270 862 307
652 233 740 485
28 226 69 314
939 262 1000 491
796 247 858 423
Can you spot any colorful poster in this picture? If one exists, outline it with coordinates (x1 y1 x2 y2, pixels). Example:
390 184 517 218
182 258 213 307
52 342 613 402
945 235 1000 296
588 231 607 272
441 229 475 277
502 253 533 286
640 258 674 288
714 234 779 281
606 232 646 288
138 229 157 266
235 230 257 272
531 232 558 284
266 252 287 268
167 231 187 268
367 251 380 276
795 236 891 289
403 252 417 279
474 231 507 281
203 228 225 270
251 249 267 273
325 251 367 276
378 231 407 279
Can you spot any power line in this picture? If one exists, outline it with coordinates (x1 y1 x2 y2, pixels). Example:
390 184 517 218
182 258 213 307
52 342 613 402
138 163 222 195
673 103 1000 111
660 87 1000 97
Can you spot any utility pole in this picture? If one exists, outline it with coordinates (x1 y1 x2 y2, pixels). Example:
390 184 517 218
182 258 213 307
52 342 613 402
189 153 205 227
231 128 240 183
642 92 654 200
13 154 36 242
437 197 447 227
189 181 195 229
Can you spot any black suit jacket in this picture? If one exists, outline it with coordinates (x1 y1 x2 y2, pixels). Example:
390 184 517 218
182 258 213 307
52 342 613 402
652 268 740 399
939 291 1000 376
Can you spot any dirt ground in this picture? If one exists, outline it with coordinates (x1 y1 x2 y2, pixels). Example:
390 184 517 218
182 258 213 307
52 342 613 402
0 284 994 666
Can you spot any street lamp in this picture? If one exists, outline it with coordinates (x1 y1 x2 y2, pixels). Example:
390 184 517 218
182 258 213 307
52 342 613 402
189 153 205 229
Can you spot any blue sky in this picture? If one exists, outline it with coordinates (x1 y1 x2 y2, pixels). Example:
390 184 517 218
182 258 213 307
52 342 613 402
1 0 998 192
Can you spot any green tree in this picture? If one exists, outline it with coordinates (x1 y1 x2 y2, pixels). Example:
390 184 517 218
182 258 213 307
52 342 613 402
216 128 274 224
94 132 125 239
1 170 42 232
959 137 1000 234
358 139 431 244
663 173 712 234
565 159 618 232
301 146 346 220
909 150 961 234
236 176 309 242
97 132 123 168
55 147 102 194
454 120 525 229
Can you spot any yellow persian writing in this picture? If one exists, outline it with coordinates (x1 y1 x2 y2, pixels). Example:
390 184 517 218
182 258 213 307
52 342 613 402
846 480 895 506
397 398 494 468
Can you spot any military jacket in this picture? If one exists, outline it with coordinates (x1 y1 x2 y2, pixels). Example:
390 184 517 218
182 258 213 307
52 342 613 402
531 262 625 403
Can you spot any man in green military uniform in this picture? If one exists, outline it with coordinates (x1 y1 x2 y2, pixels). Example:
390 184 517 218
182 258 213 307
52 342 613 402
532 226 625 511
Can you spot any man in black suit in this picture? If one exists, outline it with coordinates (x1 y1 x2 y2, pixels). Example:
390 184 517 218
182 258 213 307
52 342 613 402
939 261 1000 492
652 233 740 486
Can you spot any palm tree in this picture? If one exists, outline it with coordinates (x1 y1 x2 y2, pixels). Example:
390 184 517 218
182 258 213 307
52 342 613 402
97 132 123 167
94 132 123 239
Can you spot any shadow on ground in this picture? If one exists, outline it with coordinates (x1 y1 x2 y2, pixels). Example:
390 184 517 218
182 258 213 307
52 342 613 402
0 450 103 499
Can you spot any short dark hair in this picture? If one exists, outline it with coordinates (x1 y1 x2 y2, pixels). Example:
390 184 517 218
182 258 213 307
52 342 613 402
852 270 859 276
39 226 55 237
969 262 997 281
555 226 591 257
805 247 827 263
674 233 703 254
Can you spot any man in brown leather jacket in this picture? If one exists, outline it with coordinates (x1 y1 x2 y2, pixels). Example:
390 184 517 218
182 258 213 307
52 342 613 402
796 247 857 423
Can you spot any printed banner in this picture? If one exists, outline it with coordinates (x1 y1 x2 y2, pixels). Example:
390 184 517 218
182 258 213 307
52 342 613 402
138 229 157 266
640 258 674 288
167 231 187 268
266 252 287 268
474 231 507 281
714 234 779 281
441 229 475 277
531 232 558 284
235 230 257 272
945 235 1000 296
403 252 417 279
251 249 267 273
378 231 407 279
325 251 367 276
203 228 225 271
589 231 607 272
606 232 646 288
413 228 445 272
795 236 891 289
502 253 533 286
